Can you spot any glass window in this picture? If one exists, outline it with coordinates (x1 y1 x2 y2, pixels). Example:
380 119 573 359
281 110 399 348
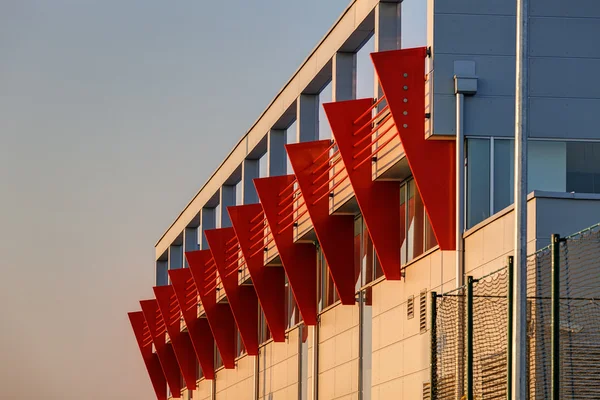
493 138 514 212
285 275 300 328
259 308 271 344
567 141 600 193
466 138 491 228
400 178 437 263
215 345 223 369
466 138 600 230
317 244 338 311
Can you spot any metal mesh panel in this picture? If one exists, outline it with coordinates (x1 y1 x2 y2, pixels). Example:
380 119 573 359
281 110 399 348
434 288 464 400
433 222 600 399
472 270 509 399
527 224 600 399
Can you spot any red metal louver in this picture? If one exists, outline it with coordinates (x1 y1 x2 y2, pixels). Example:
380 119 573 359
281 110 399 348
185 250 237 369
153 285 197 390
286 140 358 304
323 98 404 279
228 204 287 342
169 267 215 379
371 47 456 250
139 299 182 397
204 228 259 355
128 311 168 400
254 175 318 325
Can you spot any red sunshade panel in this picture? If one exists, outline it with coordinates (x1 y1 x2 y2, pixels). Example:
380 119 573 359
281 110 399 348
153 285 197 390
371 47 456 250
286 140 358 305
254 175 318 325
323 98 404 280
139 299 182 397
168 267 215 379
205 228 259 355
128 311 168 400
228 204 287 342
185 250 237 368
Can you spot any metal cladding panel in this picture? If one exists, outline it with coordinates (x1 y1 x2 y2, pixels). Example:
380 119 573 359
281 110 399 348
323 98 404 280
204 227 259 355
185 250 237 369
286 140 358 305
139 299 182 397
254 175 318 325
169 268 215 379
371 47 456 250
228 204 287 342
153 285 197 390
128 311 168 400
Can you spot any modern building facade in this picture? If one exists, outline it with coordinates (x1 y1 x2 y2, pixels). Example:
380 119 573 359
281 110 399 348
128 1 600 399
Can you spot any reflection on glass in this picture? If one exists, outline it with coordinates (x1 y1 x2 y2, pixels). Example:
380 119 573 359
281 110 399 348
466 138 491 228
494 139 514 212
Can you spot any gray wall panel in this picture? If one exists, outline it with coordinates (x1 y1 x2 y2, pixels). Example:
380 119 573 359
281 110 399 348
433 54 515 96
530 17 600 58
435 0 515 16
433 95 514 137
531 0 600 18
529 97 600 139
535 197 600 249
464 96 514 137
434 14 515 56
529 57 600 98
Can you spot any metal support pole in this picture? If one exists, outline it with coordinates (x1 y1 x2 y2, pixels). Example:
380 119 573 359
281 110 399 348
456 92 465 289
551 234 561 400
430 291 438 400
467 276 474 400
513 0 529 398
507 256 514 400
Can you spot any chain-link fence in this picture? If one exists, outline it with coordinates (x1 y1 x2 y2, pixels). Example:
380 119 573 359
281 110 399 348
432 222 600 400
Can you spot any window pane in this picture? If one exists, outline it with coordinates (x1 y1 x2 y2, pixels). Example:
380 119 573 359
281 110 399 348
400 183 407 265
566 141 600 194
354 216 362 291
467 138 491 228
493 139 514 212
407 180 424 261
424 211 437 252
528 140 566 192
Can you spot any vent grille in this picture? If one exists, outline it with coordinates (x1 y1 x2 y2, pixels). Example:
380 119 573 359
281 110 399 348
407 295 414 319
419 290 427 333
422 381 431 400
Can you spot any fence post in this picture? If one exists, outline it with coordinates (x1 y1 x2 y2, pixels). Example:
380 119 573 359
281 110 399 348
430 291 437 399
467 276 474 400
551 234 561 400
507 256 514 400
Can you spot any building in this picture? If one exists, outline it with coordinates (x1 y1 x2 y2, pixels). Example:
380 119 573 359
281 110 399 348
128 0 600 399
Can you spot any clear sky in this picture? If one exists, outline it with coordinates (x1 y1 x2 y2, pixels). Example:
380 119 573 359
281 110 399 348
0 1 350 398
0 1 426 398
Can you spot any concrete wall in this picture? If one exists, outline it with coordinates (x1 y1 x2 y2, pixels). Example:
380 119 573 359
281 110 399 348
183 378 212 400
215 355 255 400
258 327 301 399
429 0 600 140
318 303 360 400
371 247 454 399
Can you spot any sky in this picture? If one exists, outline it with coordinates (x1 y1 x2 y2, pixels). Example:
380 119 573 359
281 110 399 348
0 1 351 398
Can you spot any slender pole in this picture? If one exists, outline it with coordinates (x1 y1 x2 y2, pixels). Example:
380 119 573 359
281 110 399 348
513 0 529 398
507 256 514 400
551 234 561 400
430 291 438 400
467 276 474 400
456 92 465 289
